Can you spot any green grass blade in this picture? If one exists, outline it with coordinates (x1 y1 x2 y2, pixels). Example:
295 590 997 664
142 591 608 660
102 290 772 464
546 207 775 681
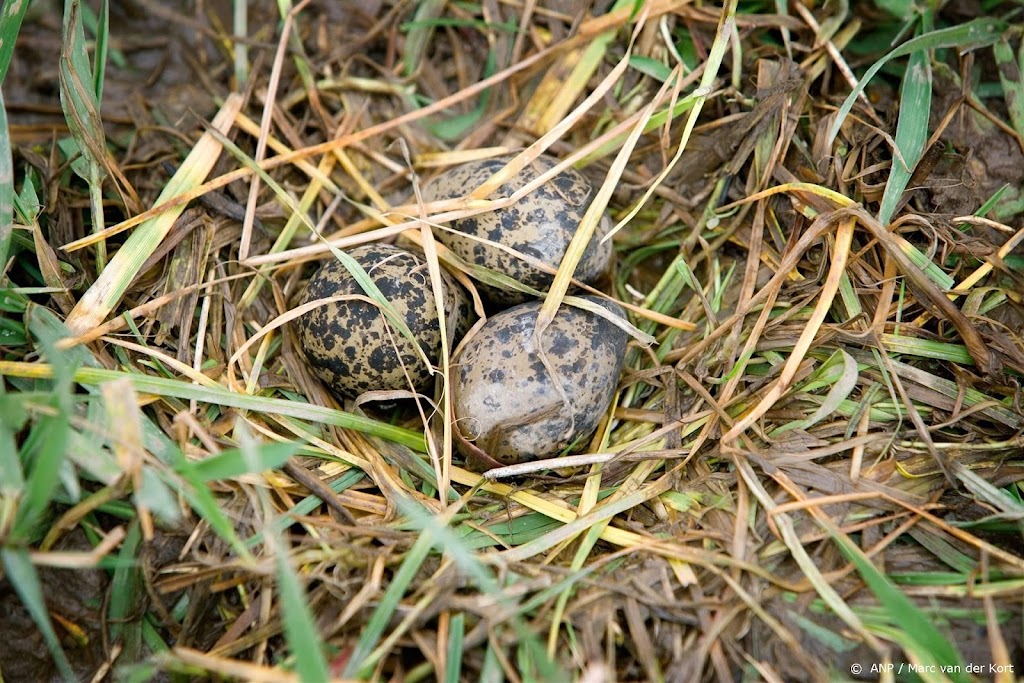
403 0 447 76
344 526 434 678
878 47 931 225
13 310 79 540
0 85 12 275
276 2 318 124
874 0 914 19
275 551 330 682
231 424 329 680
170 457 255 561
93 0 109 101
0 412 23 494
826 18 1006 148
31 307 100 368
498 483 666 564
772 349 859 435
132 421 256 562
233 0 248 85
14 405 71 539
458 511 562 549
396 502 502 594
244 467 364 548
425 51 496 141
138 468 180 524
0 317 27 347
629 54 674 82
907 528 977 575
895 233 954 289
993 36 1024 140
479 641 503 682
0 548 76 681
832 532 967 681
445 612 465 683
0 0 31 87
60 0 109 268
345 497 566 681
0 361 427 451
61 1 99 113
394 500 564 681
244 468 364 549
108 521 145 662
181 441 299 481
787 609 861 654
880 334 975 365
13 164 41 226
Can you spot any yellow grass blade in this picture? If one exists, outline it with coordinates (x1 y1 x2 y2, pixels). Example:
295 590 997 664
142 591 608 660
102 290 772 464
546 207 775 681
64 94 243 335
723 215 855 441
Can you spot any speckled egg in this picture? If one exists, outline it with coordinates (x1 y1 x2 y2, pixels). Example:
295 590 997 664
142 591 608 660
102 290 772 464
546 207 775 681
424 154 613 304
296 244 472 399
452 296 628 467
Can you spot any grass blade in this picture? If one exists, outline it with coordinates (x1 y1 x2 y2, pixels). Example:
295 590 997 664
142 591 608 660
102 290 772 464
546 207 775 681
13 308 79 541
826 18 1006 148
64 94 242 335
233 0 248 85
403 0 447 76
108 521 145 662
181 441 299 482
445 612 465 683
0 360 427 451
0 410 23 495
993 36 1024 140
59 0 110 268
233 423 330 682
275 550 330 682
877 46 931 225
0 0 31 87
93 0 109 101
0 548 75 681
343 525 434 677
14 403 71 540
0 85 12 274
169 454 256 561
832 531 968 682
772 349 859 435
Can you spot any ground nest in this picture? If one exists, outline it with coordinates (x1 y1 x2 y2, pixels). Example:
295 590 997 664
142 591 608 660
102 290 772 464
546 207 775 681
1 1 1024 681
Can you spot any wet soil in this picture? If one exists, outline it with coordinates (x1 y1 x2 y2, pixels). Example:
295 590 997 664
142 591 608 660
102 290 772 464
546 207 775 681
0 530 107 682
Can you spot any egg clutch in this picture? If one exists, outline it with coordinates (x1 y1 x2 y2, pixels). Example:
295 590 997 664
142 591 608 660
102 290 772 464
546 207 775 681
294 154 628 468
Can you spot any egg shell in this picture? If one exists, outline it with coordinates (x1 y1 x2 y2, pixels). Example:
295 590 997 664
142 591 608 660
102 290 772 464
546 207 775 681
424 154 613 304
296 244 471 399
452 295 628 466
